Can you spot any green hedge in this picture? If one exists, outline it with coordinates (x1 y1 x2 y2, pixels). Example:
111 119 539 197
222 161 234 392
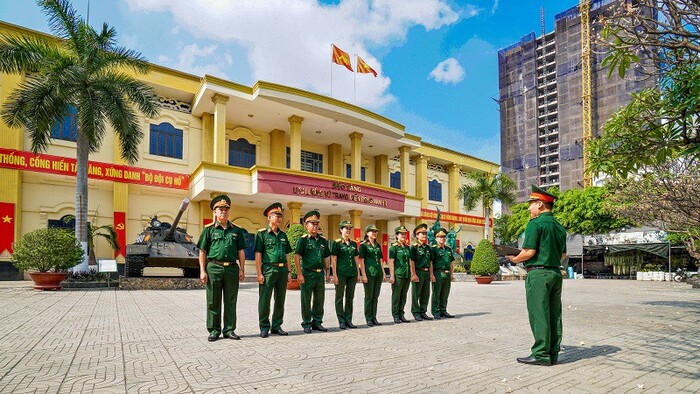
470 239 499 276
286 224 306 278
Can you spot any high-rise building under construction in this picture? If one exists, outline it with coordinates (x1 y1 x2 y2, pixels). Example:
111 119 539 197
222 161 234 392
498 0 655 201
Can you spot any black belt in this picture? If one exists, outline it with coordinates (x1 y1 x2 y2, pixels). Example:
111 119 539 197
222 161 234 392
208 259 235 266
417 267 429 271
304 268 324 273
526 266 554 272
265 262 286 268
439 269 450 273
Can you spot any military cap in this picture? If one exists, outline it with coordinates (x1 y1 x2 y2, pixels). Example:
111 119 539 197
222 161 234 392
365 224 379 233
434 227 447 237
303 210 321 223
527 185 556 203
263 202 283 217
210 195 231 210
339 220 353 229
395 225 409 234
413 223 428 235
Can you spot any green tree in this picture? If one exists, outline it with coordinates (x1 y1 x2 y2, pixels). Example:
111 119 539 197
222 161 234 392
457 172 516 240
554 186 633 235
286 224 306 279
12 228 84 272
0 0 159 271
494 203 530 246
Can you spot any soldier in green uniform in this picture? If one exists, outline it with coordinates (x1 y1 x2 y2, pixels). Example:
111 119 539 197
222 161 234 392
430 228 455 319
254 202 292 338
507 185 567 366
388 225 411 324
294 211 331 333
359 224 385 326
197 195 246 342
410 223 433 321
330 220 364 329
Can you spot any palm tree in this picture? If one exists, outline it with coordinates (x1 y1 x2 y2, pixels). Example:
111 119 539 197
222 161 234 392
457 172 516 240
0 0 159 271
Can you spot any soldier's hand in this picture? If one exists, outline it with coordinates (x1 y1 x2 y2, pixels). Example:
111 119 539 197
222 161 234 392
326 274 331 283
288 273 292 282
239 271 245 281
298 273 305 284
411 274 419 283
200 271 208 285
362 276 368 284
333 276 339 285
430 275 436 283
389 276 395 284
257 273 265 284
382 275 387 282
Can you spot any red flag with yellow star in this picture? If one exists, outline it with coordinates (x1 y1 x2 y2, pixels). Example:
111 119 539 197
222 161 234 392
0 202 15 254
356 55 378 77
332 44 353 72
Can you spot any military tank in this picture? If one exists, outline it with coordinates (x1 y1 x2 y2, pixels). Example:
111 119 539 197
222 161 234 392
124 198 200 278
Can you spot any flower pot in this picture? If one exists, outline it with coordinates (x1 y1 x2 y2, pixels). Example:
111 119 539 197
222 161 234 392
475 275 493 284
29 272 68 291
287 278 301 290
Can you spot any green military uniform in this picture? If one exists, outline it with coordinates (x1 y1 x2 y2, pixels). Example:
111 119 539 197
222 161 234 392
197 195 246 338
389 228 411 320
254 216 292 332
330 221 359 326
521 185 567 365
430 231 454 318
359 224 383 324
296 211 331 330
410 224 432 319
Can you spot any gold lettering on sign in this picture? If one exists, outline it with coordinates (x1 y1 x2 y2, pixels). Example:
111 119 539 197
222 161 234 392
293 185 387 207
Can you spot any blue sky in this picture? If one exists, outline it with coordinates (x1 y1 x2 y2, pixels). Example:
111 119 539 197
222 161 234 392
0 0 580 164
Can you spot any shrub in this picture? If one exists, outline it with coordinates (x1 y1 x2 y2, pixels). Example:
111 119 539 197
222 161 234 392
12 228 84 272
470 239 499 276
286 224 306 278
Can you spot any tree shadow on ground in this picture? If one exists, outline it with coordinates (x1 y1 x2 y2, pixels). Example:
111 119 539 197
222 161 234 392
557 345 622 364
453 312 491 318
643 300 700 314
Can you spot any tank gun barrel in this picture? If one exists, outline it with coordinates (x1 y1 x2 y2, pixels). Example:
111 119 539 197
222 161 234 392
167 198 190 238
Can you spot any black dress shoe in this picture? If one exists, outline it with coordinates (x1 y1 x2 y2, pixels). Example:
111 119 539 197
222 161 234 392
442 312 455 318
393 316 402 323
339 322 347 329
366 320 375 327
372 319 382 326
260 330 269 338
271 329 288 336
414 315 423 321
312 325 328 332
208 334 219 342
400 316 410 323
224 332 240 340
433 314 442 320
346 322 357 329
516 356 551 366
420 313 433 321
303 327 312 333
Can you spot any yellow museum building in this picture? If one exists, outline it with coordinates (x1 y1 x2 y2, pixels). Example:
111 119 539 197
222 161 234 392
0 22 498 279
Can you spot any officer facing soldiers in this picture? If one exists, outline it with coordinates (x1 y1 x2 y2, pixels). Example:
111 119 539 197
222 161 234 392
430 228 455 319
197 195 246 342
388 226 411 324
330 220 364 329
410 223 433 321
254 202 292 338
294 211 331 333
507 185 567 366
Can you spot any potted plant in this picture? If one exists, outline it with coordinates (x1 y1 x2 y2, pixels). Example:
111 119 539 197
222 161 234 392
286 223 306 290
470 239 499 284
12 228 84 290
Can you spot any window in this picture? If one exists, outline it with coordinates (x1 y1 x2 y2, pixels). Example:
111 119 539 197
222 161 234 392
390 171 401 189
149 122 183 159
286 147 323 173
428 179 442 201
345 164 366 181
228 138 255 168
50 106 77 142
48 214 75 229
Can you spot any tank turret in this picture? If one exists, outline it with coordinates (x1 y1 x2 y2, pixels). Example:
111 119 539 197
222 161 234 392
124 198 200 278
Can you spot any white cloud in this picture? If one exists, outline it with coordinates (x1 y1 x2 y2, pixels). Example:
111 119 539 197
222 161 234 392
124 0 471 109
428 57 465 84
491 0 499 15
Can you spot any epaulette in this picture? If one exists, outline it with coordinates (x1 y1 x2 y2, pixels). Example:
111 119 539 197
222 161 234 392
412 242 419 247
258 228 267 232
204 222 215 228
302 234 309 238
392 242 399 246
335 238 342 242
431 244 438 248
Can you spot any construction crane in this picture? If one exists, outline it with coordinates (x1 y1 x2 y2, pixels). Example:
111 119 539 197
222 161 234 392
580 0 593 187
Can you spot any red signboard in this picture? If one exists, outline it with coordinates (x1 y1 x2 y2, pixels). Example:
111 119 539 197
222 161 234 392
257 170 405 212
114 212 126 259
420 208 492 227
0 148 189 189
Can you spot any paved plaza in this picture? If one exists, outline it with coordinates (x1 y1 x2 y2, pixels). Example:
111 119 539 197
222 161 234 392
0 279 698 393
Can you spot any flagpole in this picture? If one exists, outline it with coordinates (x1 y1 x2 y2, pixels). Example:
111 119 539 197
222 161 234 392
330 44 333 98
353 54 357 105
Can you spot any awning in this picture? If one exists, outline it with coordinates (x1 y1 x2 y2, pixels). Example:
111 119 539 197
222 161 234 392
586 242 670 259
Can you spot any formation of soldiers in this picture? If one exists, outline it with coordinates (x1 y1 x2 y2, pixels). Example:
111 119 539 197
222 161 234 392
197 195 456 342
